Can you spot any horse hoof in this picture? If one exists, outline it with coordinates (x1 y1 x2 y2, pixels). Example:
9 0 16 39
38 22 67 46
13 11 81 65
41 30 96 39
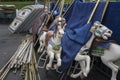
46 64 51 70
70 74 74 78
80 74 85 79
83 73 87 77
85 68 90 75
37 49 40 53
70 74 78 78
56 68 62 74
54 64 57 69
46 66 49 70
57 62 61 67
111 78 116 80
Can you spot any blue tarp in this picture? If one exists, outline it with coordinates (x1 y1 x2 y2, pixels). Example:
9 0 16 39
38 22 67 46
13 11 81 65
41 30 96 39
59 0 120 71
50 2 69 16
101 2 120 44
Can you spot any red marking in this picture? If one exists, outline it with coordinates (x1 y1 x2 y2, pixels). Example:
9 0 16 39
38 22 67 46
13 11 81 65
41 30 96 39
45 31 53 45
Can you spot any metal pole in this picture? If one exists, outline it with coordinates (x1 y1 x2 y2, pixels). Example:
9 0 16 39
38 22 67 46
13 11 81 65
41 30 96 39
35 0 38 3
87 0 100 23
100 0 109 22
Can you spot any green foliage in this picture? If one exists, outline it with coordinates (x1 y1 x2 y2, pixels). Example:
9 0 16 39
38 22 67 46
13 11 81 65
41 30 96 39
0 1 35 9
0 0 72 9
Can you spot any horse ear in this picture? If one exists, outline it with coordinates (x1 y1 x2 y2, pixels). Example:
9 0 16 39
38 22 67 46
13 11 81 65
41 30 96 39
62 23 66 30
94 21 100 25
93 21 101 29
90 21 100 32
58 17 62 21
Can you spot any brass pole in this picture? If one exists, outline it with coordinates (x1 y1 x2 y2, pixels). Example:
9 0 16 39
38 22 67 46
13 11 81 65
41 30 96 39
100 0 109 22
87 0 100 23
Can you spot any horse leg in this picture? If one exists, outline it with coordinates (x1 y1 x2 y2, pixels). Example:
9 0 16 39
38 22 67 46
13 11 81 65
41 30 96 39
71 54 90 78
54 53 61 70
56 53 61 67
71 61 85 78
101 57 119 80
110 63 119 80
75 54 90 77
84 55 91 77
37 44 42 53
38 40 45 53
46 51 54 70
38 32 46 53
41 41 46 52
71 70 83 78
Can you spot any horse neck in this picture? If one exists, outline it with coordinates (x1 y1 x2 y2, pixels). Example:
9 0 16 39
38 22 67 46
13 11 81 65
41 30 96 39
85 33 95 49
52 33 61 45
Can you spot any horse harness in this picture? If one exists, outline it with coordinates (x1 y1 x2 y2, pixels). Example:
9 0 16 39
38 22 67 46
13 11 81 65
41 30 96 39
49 38 61 51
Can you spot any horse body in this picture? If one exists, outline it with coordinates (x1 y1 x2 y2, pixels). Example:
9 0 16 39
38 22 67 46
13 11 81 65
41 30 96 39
102 43 120 61
38 16 66 71
101 43 120 80
71 21 113 79
37 31 53 53
46 31 63 70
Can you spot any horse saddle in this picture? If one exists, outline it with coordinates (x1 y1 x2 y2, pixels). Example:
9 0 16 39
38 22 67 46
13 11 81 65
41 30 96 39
91 38 115 56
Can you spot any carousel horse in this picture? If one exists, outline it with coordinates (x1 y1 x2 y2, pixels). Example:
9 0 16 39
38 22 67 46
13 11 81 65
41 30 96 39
37 16 66 70
37 16 66 53
71 21 113 79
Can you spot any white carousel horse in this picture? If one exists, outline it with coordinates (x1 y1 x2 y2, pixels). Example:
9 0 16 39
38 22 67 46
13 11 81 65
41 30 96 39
37 16 66 70
71 21 113 79
46 25 66 71
37 16 66 53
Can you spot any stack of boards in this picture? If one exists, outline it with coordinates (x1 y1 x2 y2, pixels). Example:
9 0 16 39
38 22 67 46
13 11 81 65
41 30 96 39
0 5 16 13
9 4 44 33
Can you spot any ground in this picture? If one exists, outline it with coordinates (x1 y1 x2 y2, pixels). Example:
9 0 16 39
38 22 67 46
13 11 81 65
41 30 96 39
0 23 116 80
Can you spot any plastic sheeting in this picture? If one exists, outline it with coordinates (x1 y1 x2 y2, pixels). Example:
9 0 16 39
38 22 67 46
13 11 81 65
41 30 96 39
60 0 120 71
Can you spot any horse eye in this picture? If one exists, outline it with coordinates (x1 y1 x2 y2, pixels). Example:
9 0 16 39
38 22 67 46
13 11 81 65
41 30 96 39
108 31 112 33
59 32 61 34
99 26 102 28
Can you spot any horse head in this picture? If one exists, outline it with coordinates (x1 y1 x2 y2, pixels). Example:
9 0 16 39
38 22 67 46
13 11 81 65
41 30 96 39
53 16 66 38
50 16 66 29
90 21 112 40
